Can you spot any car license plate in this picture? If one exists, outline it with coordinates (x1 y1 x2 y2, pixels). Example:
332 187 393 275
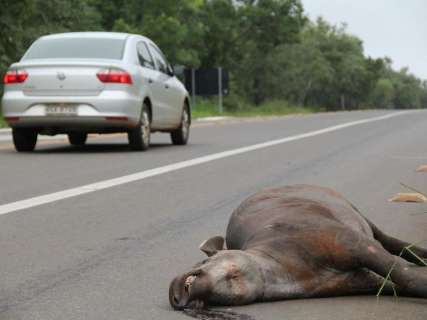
46 104 77 116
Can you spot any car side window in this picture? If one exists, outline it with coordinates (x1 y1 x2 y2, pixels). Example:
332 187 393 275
149 44 169 75
137 42 155 69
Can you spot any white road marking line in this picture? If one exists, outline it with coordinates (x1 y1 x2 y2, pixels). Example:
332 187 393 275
0 111 420 216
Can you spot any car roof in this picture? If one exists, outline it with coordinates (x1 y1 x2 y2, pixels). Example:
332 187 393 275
39 32 153 43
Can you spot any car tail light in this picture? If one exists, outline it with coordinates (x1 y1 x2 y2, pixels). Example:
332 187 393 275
97 69 133 84
3 70 28 84
4 117 20 122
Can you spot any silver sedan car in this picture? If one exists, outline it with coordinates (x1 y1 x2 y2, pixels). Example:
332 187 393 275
1 32 191 152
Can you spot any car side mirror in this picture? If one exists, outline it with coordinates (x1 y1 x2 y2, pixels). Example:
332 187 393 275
167 64 175 77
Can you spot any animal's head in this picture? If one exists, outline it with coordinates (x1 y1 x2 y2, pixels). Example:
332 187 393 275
169 236 264 309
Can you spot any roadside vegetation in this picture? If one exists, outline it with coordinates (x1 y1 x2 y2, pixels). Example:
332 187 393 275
191 98 320 119
1 0 427 127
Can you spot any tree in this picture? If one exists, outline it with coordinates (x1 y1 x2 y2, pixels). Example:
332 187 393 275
370 78 394 109
234 0 306 104
390 68 424 109
98 0 204 66
1 0 426 111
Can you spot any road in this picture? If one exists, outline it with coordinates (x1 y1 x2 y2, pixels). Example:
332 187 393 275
0 110 426 320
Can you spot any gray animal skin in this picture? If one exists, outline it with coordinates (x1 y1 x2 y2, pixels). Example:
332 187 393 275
169 185 427 309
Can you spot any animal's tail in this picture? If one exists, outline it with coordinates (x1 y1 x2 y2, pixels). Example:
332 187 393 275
365 218 427 266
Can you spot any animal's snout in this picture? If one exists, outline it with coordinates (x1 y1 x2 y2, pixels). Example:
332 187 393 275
170 295 187 310
169 275 192 310
169 270 208 310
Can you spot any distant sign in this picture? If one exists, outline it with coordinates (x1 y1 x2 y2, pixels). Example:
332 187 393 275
184 68 229 96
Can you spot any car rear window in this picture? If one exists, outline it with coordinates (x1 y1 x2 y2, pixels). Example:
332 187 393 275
22 38 126 60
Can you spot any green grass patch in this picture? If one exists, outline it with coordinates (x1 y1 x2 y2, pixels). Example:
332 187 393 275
191 97 322 119
0 113 7 128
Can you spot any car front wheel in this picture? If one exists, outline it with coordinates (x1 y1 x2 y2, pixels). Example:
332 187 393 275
170 104 190 145
128 103 151 151
12 128 38 152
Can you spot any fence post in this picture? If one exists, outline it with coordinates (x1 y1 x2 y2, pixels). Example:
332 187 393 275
191 68 196 108
218 67 223 113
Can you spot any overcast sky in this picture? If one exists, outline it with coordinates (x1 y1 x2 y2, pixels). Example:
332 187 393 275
302 0 427 80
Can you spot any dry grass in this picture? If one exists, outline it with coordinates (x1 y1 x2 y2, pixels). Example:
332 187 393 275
378 180 427 297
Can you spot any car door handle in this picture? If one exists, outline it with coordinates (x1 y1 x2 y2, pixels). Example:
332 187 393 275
148 78 153 84
165 84 169 89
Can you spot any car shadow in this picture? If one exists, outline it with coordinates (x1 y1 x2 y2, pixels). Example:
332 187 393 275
33 142 175 154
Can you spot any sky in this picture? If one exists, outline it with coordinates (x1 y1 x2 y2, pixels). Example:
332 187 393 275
302 0 427 80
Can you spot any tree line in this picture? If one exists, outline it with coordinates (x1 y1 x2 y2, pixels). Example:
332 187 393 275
1 0 426 111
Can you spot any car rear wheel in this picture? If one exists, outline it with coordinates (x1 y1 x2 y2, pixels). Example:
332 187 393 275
128 103 151 151
170 104 190 145
12 128 38 152
68 132 88 146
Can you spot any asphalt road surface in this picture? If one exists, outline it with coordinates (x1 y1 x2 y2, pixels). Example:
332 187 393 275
0 110 426 320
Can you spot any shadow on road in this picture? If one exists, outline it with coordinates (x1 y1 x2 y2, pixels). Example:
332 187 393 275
0 142 182 154
35 143 176 154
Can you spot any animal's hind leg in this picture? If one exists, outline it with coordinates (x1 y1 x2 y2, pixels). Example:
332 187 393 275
352 235 427 298
310 270 396 298
367 220 427 266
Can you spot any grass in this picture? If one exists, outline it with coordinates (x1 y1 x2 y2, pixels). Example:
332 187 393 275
0 113 7 128
191 97 322 119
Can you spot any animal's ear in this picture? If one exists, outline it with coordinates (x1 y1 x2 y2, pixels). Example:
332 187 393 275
199 236 225 257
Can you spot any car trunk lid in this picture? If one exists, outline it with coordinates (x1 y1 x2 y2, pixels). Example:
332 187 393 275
15 60 124 96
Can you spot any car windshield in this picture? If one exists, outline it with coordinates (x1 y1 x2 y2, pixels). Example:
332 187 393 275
22 37 126 60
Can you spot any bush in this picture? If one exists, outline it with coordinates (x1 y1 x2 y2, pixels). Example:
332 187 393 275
191 97 221 118
191 96 320 118
223 92 252 112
